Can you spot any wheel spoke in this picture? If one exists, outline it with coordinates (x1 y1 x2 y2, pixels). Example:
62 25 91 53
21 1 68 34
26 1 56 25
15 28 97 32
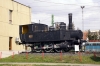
45 48 53 52
34 49 42 52
55 48 61 52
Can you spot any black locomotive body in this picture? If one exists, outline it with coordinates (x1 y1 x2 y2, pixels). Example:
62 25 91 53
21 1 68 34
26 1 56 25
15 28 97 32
19 13 83 52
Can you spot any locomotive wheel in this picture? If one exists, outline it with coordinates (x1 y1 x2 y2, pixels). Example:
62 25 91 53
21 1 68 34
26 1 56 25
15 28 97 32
34 49 42 53
44 48 53 53
54 48 61 53
63 48 70 52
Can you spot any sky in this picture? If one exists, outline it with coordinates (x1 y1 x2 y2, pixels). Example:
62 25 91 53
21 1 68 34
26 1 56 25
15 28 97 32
15 0 100 31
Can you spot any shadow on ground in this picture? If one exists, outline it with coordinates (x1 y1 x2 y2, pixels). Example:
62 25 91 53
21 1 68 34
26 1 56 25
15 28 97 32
90 56 100 62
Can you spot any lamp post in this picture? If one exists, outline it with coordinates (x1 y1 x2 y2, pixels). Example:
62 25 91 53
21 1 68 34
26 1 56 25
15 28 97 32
81 6 85 31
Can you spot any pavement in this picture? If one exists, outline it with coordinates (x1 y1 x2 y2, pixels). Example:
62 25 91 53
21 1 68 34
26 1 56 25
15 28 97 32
0 51 23 58
0 63 100 66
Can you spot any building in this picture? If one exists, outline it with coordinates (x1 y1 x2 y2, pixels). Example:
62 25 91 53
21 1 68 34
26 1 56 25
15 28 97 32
89 30 100 42
83 31 88 40
83 30 100 42
90 30 100 37
0 0 31 51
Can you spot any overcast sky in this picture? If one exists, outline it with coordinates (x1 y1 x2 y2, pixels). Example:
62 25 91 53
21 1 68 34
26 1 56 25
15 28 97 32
15 0 100 31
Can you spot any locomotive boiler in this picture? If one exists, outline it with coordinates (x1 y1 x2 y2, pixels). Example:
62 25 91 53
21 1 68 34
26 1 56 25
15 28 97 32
19 13 83 52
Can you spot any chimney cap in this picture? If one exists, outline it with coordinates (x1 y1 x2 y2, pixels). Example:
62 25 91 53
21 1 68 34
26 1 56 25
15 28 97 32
68 13 72 16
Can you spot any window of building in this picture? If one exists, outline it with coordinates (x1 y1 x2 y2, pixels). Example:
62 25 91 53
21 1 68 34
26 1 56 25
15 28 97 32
9 10 13 24
9 37 12 50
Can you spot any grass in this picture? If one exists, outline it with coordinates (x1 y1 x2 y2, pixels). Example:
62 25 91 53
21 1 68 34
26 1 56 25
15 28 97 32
0 53 100 64
0 64 76 66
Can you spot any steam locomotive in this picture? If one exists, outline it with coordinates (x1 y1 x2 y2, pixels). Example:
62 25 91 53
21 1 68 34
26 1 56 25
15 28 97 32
19 13 83 52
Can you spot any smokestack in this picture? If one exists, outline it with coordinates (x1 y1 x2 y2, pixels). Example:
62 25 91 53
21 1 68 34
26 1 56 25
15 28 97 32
68 13 72 30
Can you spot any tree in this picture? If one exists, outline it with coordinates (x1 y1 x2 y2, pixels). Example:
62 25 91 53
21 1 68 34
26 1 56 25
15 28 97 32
87 29 98 40
87 29 92 40
99 30 100 40
77 27 80 30
72 22 75 30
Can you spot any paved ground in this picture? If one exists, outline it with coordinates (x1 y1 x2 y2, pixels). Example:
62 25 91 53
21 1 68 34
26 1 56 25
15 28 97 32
0 63 100 66
0 51 23 58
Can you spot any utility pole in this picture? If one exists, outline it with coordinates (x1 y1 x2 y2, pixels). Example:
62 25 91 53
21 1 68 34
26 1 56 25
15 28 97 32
81 6 85 31
51 14 54 27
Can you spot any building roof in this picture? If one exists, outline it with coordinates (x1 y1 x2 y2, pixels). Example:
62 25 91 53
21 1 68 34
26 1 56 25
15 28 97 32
12 0 31 8
86 42 100 45
90 30 100 32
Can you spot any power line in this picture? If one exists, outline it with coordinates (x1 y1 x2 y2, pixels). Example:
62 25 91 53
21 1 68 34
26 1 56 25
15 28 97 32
22 0 100 6
28 4 100 10
39 17 51 22
30 0 78 6
15 0 100 10
78 1 100 4
21 0 100 11
31 9 100 13
33 0 100 7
